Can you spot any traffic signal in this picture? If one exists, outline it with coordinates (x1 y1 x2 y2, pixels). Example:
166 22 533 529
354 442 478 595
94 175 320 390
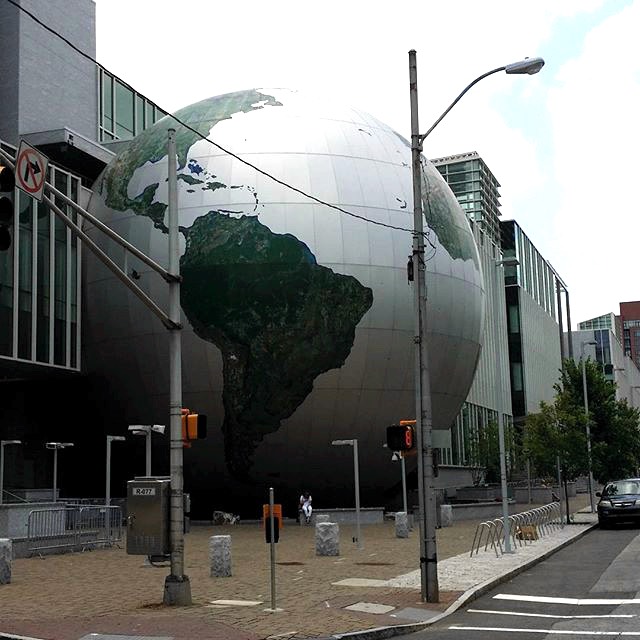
181 408 207 446
0 162 15 252
386 422 415 451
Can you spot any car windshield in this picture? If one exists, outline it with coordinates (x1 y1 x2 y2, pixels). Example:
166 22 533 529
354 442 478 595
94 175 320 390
603 481 640 496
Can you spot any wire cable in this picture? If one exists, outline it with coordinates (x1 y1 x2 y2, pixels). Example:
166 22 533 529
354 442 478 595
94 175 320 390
5 0 422 235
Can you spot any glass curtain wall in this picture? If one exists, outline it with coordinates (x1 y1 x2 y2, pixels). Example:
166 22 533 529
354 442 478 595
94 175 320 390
0 141 81 371
99 67 167 142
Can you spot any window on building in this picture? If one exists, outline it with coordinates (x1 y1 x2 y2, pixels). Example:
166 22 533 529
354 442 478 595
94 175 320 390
98 67 167 142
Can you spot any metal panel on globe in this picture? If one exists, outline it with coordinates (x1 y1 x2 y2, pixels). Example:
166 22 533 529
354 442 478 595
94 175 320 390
84 88 484 514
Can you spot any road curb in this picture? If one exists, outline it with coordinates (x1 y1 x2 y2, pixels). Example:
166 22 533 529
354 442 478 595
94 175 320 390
328 522 598 640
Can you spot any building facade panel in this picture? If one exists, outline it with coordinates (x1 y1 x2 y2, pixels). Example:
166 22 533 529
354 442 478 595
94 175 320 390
518 290 562 413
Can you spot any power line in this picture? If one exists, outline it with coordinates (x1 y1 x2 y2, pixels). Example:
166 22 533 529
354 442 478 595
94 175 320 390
6 0 421 235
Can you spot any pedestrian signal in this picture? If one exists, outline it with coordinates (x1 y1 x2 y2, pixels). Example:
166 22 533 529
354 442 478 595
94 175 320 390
181 408 207 446
386 423 415 451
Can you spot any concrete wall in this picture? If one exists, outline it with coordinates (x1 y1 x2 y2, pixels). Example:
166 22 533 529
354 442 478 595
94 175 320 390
311 507 384 525
520 290 562 414
0 0 97 145
0 502 60 538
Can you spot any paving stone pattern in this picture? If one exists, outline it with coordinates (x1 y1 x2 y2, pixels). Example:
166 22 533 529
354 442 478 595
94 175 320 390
0 496 593 640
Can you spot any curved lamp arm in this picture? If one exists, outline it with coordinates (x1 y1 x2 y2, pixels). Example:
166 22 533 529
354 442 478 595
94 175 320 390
419 56 545 144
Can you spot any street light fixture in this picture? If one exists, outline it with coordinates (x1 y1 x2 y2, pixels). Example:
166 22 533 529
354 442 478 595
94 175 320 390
0 440 22 506
580 340 598 513
128 424 165 476
408 49 544 602
45 442 74 502
331 439 362 550
106 435 126 506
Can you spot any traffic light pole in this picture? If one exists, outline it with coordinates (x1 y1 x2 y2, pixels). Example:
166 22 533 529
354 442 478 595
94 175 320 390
409 49 439 603
163 128 191 606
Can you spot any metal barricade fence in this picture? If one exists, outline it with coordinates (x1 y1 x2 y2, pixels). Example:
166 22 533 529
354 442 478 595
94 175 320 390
27 505 122 556
470 502 562 557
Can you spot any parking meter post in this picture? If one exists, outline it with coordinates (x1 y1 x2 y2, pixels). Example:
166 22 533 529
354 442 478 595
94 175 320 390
556 455 564 527
564 471 571 524
269 487 276 611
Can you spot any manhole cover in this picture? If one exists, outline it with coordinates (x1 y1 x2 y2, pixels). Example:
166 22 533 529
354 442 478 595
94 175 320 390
355 562 394 566
276 561 305 565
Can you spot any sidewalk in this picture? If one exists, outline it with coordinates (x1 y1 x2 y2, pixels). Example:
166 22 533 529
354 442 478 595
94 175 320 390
0 496 597 640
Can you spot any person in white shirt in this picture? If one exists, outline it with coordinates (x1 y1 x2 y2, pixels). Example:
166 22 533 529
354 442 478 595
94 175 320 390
299 490 312 524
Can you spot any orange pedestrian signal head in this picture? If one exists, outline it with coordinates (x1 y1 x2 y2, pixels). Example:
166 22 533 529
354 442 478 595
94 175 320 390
181 408 207 444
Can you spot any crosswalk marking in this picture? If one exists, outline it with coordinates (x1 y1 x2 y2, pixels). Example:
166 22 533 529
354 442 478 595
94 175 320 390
494 594 640 606
468 608 635 619
450 625 640 635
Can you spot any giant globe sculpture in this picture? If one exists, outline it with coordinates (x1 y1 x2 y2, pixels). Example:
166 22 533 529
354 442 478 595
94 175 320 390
84 88 484 516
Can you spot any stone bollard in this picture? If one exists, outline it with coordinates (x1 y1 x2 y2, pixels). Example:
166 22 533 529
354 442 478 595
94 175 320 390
209 535 232 577
315 514 330 524
440 504 453 528
315 522 339 556
395 512 409 538
0 539 11 585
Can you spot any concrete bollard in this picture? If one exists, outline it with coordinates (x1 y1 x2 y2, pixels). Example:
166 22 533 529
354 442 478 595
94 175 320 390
395 512 409 538
440 504 453 528
0 539 11 585
315 514 330 524
209 535 232 577
315 522 339 556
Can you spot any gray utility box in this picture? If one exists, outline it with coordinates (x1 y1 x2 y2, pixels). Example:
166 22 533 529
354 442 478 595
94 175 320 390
126 477 171 556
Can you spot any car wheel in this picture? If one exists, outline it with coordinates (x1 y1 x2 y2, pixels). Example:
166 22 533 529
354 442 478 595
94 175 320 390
599 518 610 529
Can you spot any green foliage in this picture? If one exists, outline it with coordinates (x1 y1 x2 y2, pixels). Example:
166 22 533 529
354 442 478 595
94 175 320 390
467 419 501 485
524 357 640 482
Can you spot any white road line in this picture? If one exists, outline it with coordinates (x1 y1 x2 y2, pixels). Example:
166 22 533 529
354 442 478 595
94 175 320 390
494 594 640 606
467 608 635 619
450 625 640 635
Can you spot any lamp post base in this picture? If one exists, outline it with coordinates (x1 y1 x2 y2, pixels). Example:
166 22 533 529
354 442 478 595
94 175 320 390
163 574 192 606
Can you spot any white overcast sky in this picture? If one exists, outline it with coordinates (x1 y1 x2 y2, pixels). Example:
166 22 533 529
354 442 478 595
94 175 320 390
94 0 639 329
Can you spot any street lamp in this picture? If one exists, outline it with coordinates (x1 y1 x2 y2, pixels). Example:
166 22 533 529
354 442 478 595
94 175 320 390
495 257 519 553
45 442 74 502
106 435 126 506
0 440 22 506
128 424 165 476
392 450 409 516
331 439 362 550
408 49 544 602
580 340 598 513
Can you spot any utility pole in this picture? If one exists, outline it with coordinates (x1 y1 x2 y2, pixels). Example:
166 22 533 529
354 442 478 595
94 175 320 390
163 128 191 605
409 49 439 603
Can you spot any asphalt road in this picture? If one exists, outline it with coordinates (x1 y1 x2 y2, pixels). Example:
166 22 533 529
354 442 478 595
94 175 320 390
408 523 640 639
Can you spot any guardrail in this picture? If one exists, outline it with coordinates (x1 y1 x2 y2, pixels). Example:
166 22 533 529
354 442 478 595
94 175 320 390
470 502 562 557
27 505 122 557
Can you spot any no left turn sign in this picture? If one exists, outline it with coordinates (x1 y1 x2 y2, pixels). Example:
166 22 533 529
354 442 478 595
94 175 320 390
16 140 49 202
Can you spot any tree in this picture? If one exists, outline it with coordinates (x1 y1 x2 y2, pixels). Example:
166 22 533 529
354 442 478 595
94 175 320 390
467 419 501 485
523 402 586 481
524 358 640 483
